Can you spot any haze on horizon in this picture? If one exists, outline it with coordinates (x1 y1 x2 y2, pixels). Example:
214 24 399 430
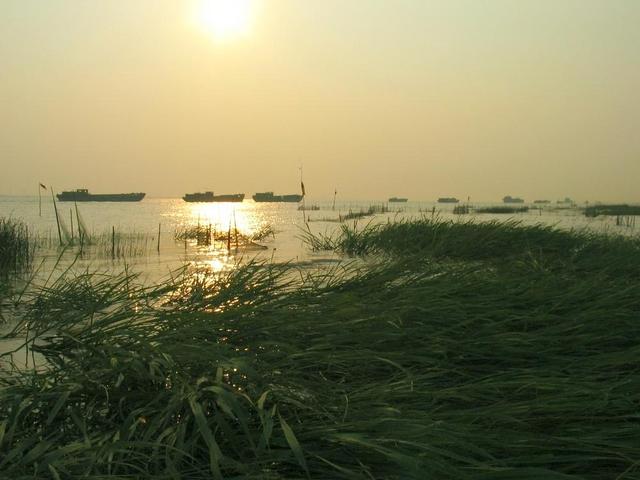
1 0 639 202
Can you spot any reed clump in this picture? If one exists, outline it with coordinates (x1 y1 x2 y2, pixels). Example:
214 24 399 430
339 204 389 222
453 204 470 214
0 217 34 278
175 223 274 248
585 204 640 217
2 220 640 478
90 230 152 259
475 206 529 214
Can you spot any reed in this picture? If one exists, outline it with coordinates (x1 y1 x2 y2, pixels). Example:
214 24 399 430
339 204 389 222
453 204 470 214
301 217 640 277
585 204 640 217
0 217 34 278
475 206 529 214
78 229 154 259
2 221 640 478
175 223 275 248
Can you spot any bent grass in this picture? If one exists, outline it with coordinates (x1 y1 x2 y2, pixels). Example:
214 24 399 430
1 219 640 478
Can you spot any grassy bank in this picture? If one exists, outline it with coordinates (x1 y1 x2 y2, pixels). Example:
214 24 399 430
1 219 639 478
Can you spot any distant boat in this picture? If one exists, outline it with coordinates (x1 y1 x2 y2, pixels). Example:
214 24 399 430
503 196 524 204
253 192 303 203
388 197 408 203
56 189 145 202
438 197 459 203
533 200 550 204
182 192 245 203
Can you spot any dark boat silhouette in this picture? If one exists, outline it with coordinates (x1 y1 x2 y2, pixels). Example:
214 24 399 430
252 192 303 203
437 197 459 203
503 196 525 204
56 189 145 202
183 192 245 202
388 197 408 203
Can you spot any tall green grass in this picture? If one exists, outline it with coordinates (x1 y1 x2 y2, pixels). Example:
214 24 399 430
301 217 640 277
0 217 34 278
1 220 640 478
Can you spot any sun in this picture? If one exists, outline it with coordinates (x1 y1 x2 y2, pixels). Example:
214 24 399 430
194 0 256 42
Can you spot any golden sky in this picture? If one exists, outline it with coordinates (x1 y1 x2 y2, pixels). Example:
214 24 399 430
1 0 639 201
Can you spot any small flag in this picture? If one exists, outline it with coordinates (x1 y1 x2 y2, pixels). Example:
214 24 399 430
301 181 306 196
39 183 47 190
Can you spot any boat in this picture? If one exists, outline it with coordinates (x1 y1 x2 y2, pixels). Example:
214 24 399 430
503 196 524 204
56 189 145 202
437 197 459 203
182 192 245 202
252 192 303 203
388 197 408 203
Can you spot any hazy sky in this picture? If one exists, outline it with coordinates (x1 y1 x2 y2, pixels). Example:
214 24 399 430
1 0 639 201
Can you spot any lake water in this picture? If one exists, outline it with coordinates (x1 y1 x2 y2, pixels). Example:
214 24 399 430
0 195 636 368
0 195 635 282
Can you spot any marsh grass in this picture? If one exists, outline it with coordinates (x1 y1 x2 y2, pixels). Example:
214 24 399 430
453 204 470 214
1 220 640 478
86 230 153 259
475 206 529 214
616 215 636 228
0 218 34 278
175 223 274 249
585 204 640 217
338 204 389 222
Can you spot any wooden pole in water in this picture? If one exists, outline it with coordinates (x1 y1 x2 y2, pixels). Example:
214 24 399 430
69 209 74 240
227 222 231 252
111 226 115 259
233 211 238 249
74 202 81 238
332 188 337 211
51 189 63 246
157 223 161 253
38 184 42 217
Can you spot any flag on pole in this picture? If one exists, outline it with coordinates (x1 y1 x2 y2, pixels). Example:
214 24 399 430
39 183 47 190
301 181 306 197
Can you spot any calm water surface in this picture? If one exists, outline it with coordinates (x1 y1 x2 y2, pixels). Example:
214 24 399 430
0 195 635 281
0 195 636 367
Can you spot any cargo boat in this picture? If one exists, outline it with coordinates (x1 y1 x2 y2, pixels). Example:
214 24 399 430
388 197 408 203
182 192 245 202
56 189 145 202
503 196 525 204
437 197 459 203
252 192 303 203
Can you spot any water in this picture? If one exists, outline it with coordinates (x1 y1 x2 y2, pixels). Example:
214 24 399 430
0 195 634 281
0 195 636 368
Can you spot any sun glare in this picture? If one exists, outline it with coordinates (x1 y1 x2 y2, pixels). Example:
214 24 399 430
194 0 256 42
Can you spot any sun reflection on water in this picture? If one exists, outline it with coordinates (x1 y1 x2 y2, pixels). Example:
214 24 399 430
187 202 255 234
175 201 275 273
